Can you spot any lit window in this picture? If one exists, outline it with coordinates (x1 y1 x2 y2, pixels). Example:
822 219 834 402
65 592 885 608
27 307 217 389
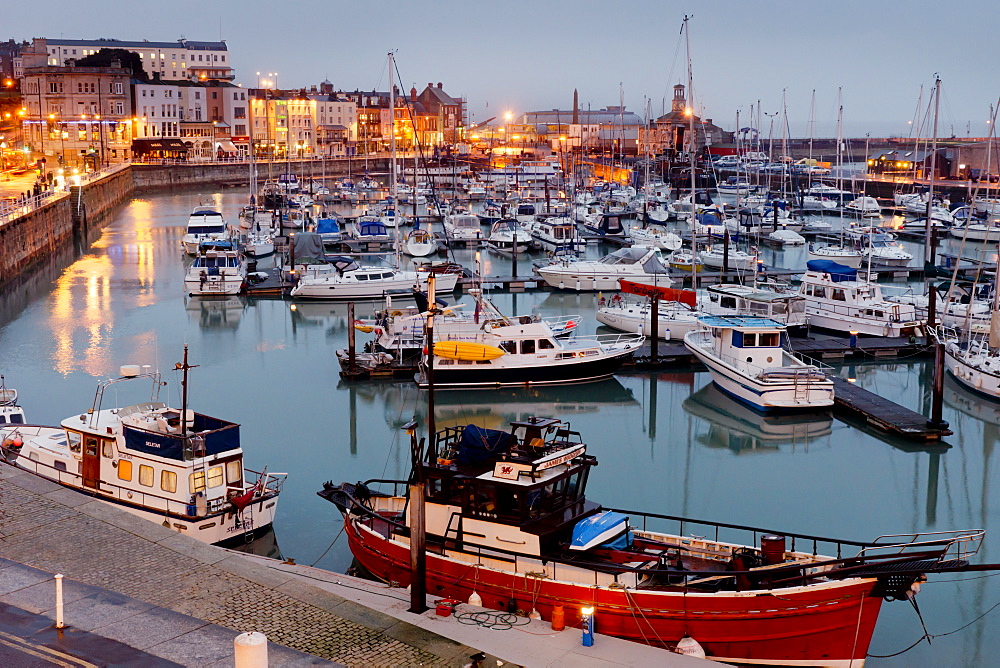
161 470 177 493
139 465 154 487
207 466 224 488
190 471 206 493
102 442 114 458
117 460 133 481
226 461 242 485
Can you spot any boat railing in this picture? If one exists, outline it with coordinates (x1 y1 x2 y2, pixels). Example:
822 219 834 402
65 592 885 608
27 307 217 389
564 333 645 350
608 506 873 560
246 467 287 495
856 529 986 563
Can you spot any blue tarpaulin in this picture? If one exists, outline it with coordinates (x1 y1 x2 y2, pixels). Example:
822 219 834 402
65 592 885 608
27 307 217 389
806 260 857 282
456 425 513 464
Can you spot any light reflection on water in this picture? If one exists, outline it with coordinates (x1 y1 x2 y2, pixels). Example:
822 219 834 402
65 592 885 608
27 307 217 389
0 190 997 666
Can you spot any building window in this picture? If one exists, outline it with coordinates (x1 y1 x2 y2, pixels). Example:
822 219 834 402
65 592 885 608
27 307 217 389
117 460 132 481
161 470 177 493
139 465 154 487
207 466 224 488
211 91 217 99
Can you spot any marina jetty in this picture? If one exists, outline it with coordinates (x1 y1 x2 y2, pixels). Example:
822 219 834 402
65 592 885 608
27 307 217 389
0 463 707 667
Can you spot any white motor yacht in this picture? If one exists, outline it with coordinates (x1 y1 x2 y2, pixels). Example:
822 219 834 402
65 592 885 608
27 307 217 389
704 283 809 329
536 245 673 292
290 257 459 299
596 292 700 340
487 219 532 253
443 213 483 244
184 242 246 296
629 225 683 251
699 246 757 271
528 217 585 254
684 316 834 412
181 205 228 255
807 244 864 268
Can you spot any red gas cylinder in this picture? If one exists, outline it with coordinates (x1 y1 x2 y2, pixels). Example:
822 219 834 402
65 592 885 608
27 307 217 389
761 534 786 565
550 604 565 631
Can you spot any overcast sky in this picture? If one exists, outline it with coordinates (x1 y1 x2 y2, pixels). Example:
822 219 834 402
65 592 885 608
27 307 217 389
8 0 1000 138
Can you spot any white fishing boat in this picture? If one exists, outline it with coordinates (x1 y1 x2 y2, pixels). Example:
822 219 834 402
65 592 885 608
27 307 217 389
799 260 923 336
290 257 459 299
596 291 700 340
0 377 24 426
180 205 228 255
527 216 585 254
184 242 246 296
699 246 757 271
403 228 437 257
0 353 285 546
443 213 483 244
705 283 809 329
684 316 834 412
487 219 532 253
536 246 673 292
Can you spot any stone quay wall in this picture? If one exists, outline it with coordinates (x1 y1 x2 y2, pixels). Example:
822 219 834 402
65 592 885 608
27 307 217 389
0 193 73 286
132 157 391 192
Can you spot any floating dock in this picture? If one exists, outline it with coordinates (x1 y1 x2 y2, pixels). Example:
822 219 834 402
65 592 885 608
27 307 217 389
828 376 951 441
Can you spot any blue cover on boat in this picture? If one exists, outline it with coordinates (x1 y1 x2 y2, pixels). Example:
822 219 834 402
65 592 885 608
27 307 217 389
316 218 340 234
456 425 513 464
570 511 631 551
806 259 857 282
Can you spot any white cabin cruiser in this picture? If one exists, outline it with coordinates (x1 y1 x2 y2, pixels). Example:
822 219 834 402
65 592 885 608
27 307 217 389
799 260 923 336
629 225 683 251
290 257 459 299
684 316 834 412
536 245 673 292
487 219 532 253
699 246 758 271
844 196 882 217
181 205 228 255
528 216 585 254
184 242 246 296
596 291 700 340
0 357 285 546
807 244 864 269
443 213 483 244
704 283 808 329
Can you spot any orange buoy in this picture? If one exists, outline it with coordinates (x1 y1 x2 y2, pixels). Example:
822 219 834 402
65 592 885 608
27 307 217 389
550 604 565 631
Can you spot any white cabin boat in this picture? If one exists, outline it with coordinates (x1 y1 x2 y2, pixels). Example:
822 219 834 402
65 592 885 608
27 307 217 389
290 257 459 299
0 380 25 426
181 205 228 255
704 283 808 329
799 261 923 336
487 219 532 253
0 360 285 545
443 213 483 244
184 243 246 296
596 295 700 340
807 244 864 269
944 333 1000 400
528 216 585 254
684 316 834 412
844 196 881 217
536 246 673 292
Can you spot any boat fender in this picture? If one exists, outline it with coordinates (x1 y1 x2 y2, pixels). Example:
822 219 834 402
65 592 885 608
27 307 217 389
675 635 707 659
1 435 23 451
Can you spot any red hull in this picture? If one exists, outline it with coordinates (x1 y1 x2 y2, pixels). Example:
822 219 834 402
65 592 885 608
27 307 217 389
346 518 884 666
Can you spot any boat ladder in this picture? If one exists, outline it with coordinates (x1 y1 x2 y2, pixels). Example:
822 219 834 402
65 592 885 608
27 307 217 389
793 371 809 403
444 512 463 549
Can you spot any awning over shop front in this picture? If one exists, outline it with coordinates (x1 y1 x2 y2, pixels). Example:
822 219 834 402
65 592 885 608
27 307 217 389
216 140 239 153
132 138 188 153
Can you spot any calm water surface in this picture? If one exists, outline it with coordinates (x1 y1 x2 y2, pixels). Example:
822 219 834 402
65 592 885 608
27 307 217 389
1 190 997 666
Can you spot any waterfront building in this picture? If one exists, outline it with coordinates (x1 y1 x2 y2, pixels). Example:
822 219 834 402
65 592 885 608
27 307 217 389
523 105 643 156
38 38 233 82
412 82 466 146
20 60 133 167
638 84 727 158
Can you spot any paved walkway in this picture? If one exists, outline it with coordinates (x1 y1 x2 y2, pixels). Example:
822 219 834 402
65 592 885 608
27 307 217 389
0 465 482 667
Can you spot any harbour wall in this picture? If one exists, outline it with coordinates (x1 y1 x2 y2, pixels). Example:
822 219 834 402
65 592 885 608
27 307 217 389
131 157 392 192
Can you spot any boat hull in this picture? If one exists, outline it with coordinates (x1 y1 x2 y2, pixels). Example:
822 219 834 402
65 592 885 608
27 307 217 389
184 275 245 296
596 308 697 340
418 350 632 388
342 517 883 667
945 345 1000 401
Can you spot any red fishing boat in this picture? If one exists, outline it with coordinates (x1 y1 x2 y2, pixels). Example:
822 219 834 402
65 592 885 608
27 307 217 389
319 416 986 667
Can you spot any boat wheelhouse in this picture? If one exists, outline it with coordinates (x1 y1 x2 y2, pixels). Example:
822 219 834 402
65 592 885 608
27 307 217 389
527 216 585 254
0 361 284 545
799 260 923 337
319 416 984 667
705 283 808 330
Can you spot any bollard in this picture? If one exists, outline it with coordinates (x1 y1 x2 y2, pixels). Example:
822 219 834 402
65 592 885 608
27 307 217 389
849 331 858 349
581 606 594 647
55 574 65 629
234 631 268 668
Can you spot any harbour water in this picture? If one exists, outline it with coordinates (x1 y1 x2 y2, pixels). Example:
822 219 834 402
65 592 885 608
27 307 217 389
1 189 998 666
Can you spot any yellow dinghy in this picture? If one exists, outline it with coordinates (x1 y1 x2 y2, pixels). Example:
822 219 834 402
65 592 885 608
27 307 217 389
433 341 506 361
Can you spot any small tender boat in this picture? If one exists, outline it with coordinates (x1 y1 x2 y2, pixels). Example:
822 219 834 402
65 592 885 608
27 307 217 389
0 354 285 546
684 315 834 411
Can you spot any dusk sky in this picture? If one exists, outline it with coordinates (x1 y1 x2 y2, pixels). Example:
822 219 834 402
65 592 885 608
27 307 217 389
8 1 1000 139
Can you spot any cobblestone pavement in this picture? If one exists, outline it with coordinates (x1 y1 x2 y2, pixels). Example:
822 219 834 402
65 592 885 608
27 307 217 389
0 467 475 667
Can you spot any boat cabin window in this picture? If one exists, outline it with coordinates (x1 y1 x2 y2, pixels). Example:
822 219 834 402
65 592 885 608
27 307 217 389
737 331 781 347
831 288 846 302
521 340 536 354
85 437 99 457
465 483 521 522
539 339 555 350
500 340 517 354
102 442 114 458
790 300 805 313
865 309 885 318
161 470 177 493
207 466 224 488
117 460 132 481
139 465 154 487
759 332 780 346
226 461 242 486
720 296 737 309
67 431 82 453
190 471 206 493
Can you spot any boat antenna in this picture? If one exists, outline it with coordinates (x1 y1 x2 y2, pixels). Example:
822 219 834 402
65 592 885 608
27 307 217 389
173 345 198 438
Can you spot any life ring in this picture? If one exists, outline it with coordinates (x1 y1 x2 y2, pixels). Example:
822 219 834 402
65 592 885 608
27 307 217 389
391 310 403 317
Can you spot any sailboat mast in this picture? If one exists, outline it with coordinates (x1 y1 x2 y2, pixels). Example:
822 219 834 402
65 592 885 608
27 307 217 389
389 52 398 203
684 15 698 289
925 76 941 267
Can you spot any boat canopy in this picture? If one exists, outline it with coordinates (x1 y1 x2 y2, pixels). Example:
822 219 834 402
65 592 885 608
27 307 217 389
316 218 341 235
601 247 669 274
697 315 785 329
358 221 389 236
292 232 326 261
806 260 857 282
329 256 362 273
123 413 240 461
456 425 514 464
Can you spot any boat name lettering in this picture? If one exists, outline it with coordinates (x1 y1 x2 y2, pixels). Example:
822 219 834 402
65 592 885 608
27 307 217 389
534 445 586 471
145 441 161 449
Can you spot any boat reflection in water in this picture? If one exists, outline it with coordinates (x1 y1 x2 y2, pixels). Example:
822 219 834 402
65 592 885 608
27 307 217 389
341 377 639 434
683 383 832 454
185 295 246 330
227 525 284 560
